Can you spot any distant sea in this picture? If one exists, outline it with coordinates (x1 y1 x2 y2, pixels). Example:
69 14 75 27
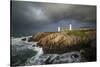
11 20 96 38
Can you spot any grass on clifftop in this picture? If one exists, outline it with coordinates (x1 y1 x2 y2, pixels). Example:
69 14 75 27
62 29 96 38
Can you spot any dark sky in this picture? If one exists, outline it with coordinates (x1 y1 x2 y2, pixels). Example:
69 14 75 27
11 1 96 35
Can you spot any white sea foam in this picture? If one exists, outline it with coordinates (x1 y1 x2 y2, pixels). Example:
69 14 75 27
11 36 43 51
25 51 87 65
11 36 87 66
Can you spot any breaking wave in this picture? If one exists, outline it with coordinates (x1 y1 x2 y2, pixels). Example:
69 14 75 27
11 36 87 66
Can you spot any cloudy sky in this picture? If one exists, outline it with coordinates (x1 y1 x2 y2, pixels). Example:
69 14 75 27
11 1 96 35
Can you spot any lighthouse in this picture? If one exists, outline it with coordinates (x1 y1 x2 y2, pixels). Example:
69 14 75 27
58 26 60 32
69 24 72 30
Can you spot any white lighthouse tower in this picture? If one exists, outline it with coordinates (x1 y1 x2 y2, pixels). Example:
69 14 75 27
58 26 60 32
69 24 72 30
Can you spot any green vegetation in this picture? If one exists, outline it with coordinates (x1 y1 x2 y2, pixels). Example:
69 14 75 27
66 30 86 37
62 29 96 39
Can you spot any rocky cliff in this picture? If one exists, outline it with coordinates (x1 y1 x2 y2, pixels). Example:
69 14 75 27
32 30 96 54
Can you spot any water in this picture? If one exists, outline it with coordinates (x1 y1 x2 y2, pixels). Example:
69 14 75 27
11 36 37 66
11 36 87 66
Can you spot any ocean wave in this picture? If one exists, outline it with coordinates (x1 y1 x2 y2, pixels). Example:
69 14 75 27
11 36 87 66
25 51 86 65
11 36 39 66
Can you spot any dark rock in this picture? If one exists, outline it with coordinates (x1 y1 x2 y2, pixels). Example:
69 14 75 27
44 56 53 64
81 47 96 61
32 45 36 47
21 38 26 41
28 37 33 42
71 54 79 59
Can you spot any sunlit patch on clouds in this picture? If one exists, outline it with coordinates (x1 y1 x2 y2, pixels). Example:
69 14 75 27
23 6 50 22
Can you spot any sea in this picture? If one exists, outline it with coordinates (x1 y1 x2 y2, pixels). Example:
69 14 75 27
11 34 88 66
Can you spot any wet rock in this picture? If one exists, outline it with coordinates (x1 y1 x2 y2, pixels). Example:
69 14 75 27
28 37 33 42
21 38 26 41
81 47 96 61
25 51 85 65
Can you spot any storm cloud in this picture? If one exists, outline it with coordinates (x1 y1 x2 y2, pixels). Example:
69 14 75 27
11 1 96 35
